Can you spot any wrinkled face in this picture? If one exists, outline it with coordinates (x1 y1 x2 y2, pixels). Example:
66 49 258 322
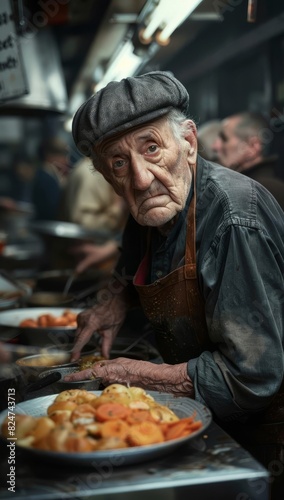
212 117 252 170
95 117 196 227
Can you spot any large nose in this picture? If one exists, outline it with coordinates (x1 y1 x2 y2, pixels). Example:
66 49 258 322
130 153 154 190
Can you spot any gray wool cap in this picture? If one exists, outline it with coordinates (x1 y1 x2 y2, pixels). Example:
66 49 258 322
72 71 189 157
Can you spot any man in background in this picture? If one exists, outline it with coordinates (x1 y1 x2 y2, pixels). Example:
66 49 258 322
197 119 221 161
212 111 284 209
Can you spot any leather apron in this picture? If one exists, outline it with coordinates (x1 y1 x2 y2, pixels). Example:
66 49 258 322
133 166 212 364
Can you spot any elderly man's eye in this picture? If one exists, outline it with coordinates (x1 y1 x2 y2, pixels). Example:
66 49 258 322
219 132 228 143
147 144 158 153
113 159 125 168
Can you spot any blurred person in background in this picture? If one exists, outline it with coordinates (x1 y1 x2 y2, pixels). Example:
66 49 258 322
60 156 128 274
212 111 284 210
0 150 36 212
32 137 70 220
197 119 221 161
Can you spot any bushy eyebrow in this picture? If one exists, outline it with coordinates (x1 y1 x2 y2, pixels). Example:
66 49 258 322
136 132 155 141
102 131 157 157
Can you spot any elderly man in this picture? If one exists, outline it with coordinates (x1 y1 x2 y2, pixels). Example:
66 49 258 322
212 111 284 210
68 71 284 474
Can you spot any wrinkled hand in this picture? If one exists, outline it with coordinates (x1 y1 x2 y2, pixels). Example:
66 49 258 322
71 291 128 361
65 358 194 398
70 241 119 274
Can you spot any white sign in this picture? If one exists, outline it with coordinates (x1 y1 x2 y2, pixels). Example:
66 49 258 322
0 0 28 102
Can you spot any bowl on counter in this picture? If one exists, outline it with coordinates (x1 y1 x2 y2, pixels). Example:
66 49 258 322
26 291 75 307
15 351 77 383
37 366 102 392
0 307 82 347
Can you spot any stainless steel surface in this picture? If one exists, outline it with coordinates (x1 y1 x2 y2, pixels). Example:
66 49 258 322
0 392 211 466
0 407 270 500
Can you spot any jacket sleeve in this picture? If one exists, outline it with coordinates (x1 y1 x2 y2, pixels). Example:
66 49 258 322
188 223 284 422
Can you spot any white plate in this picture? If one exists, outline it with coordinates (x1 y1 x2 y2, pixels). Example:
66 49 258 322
0 307 82 329
0 391 212 466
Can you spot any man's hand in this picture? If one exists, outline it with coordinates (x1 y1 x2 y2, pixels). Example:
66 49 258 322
65 358 194 398
70 240 119 275
71 291 128 361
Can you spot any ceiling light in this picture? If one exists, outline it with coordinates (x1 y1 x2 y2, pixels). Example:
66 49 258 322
141 0 203 44
95 40 142 92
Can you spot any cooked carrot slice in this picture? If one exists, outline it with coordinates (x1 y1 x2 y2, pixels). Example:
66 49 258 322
95 403 131 422
164 420 192 440
126 410 156 425
100 419 130 440
19 319 38 328
38 314 50 327
128 421 164 446
165 418 202 441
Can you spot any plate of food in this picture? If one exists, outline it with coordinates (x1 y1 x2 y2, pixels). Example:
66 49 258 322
0 307 82 347
0 385 212 466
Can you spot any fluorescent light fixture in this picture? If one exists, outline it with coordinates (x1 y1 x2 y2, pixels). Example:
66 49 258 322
142 0 203 44
95 40 142 92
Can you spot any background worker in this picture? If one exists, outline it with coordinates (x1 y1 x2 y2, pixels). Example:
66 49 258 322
212 111 284 209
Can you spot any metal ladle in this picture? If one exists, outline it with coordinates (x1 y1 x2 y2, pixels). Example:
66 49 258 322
63 272 77 296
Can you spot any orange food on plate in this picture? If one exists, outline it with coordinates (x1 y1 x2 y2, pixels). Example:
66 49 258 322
164 416 203 441
19 310 78 328
0 384 204 453
95 402 131 422
128 421 164 446
18 319 38 328
100 419 130 440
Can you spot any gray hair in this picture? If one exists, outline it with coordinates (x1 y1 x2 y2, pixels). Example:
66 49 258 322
233 112 271 156
166 108 190 141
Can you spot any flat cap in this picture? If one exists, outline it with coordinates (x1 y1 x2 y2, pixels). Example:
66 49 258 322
72 71 189 156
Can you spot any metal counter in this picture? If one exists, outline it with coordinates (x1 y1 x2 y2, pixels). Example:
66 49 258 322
0 420 270 500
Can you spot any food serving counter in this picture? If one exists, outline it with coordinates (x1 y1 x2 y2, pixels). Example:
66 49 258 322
0 418 270 500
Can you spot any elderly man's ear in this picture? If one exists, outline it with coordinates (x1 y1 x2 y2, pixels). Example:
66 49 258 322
247 135 262 158
184 120 198 161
